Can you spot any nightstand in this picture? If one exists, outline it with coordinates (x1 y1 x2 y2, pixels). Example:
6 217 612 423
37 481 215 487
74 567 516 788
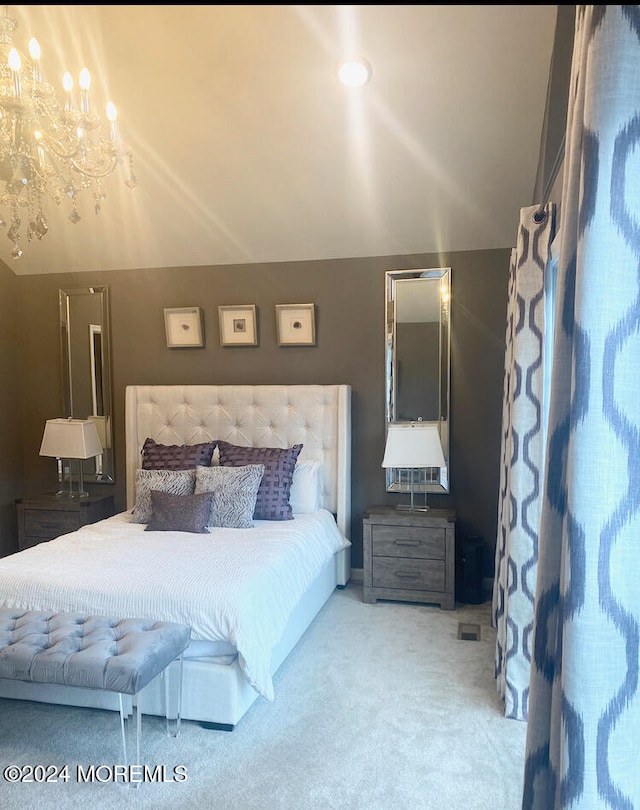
362 506 456 610
16 493 116 551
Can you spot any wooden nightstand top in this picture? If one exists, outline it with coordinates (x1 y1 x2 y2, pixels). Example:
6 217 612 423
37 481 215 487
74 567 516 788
16 493 115 511
363 506 456 524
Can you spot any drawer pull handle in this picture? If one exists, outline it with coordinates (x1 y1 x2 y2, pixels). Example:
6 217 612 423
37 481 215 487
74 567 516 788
395 570 421 579
394 539 419 546
41 523 60 530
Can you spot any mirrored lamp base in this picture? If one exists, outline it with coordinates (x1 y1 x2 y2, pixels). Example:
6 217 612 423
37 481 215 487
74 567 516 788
395 487 430 512
395 503 430 512
55 459 90 498
55 488 90 499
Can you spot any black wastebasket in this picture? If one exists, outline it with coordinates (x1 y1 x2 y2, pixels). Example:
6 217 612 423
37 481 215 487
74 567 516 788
455 536 485 604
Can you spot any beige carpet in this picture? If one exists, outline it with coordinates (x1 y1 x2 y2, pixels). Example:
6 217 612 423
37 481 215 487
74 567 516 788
0 583 527 809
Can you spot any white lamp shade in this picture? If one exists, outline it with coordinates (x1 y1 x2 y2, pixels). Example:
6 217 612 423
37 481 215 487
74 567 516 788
39 418 103 459
382 423 446 469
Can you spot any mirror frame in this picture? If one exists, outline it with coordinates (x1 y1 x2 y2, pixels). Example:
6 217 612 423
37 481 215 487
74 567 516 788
385 267 451 494
59 286 114 484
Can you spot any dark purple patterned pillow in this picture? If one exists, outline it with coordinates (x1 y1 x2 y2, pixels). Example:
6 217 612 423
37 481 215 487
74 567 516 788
145 490 213 533
141 437 216 470
217 441 303 520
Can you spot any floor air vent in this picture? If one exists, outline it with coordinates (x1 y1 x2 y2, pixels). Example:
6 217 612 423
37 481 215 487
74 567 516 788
457 622 481 641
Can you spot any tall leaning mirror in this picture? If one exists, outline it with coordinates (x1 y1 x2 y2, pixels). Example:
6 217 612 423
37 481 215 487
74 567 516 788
385 268 451 493
60 286 114 484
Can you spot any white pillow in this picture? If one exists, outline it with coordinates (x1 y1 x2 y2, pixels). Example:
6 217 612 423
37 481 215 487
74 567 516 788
289 461 323 514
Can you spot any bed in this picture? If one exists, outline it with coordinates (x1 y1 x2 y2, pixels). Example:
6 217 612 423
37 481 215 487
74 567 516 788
0 384 351 728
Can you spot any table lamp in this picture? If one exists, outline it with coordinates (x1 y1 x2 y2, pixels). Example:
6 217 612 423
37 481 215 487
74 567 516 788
39 417 103 498
382 422 446 512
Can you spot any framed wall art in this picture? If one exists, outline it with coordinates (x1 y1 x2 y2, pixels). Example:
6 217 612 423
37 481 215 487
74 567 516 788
164 306 204 348
218 304 258 346
276 303 316 346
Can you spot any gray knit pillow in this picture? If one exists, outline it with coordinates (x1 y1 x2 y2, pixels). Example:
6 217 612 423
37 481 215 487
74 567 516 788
132 468 196 523
146 490 213 533
194 464 265 528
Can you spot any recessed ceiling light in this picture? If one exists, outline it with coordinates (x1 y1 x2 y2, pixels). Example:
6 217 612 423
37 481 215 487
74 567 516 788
337 57 372 88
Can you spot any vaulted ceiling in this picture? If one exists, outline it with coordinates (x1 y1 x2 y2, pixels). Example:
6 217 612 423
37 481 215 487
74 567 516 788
3 5 557 276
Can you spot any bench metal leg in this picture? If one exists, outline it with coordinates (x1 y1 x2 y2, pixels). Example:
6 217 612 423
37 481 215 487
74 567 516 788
161 653 184 737
118 691 142 784
117 654 184 783
119 693 128 765
135 691 142 771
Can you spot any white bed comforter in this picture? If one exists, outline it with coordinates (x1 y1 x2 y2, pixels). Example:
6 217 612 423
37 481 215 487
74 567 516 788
0 509 349 700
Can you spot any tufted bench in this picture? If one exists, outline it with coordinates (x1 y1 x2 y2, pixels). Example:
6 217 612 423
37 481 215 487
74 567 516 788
0 609 191 768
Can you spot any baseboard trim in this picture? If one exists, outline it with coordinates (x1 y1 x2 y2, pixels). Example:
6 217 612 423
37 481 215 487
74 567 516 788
350 568 364 583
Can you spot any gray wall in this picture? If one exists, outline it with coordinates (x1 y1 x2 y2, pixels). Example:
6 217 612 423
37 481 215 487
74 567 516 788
0 263 21 557
9 249 509 571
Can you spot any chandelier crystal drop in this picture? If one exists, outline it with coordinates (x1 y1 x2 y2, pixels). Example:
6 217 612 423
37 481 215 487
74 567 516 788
0 8 137 258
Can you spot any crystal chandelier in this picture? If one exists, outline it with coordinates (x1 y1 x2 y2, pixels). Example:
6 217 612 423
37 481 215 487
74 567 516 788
0 7 137 259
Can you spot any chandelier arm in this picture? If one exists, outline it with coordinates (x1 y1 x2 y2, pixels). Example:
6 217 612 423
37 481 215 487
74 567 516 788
68 155 119 180
38 138 120 179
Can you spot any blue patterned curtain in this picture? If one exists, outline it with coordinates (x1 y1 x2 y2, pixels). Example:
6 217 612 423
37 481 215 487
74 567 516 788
493 204 557 721
524 6 640 808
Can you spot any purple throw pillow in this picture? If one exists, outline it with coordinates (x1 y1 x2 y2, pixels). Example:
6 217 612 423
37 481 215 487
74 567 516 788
145 490 213 533
142 437 216 470
217 441 303 520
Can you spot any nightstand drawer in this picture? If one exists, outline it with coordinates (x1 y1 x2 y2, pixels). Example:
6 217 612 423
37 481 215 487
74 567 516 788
24 510 80 539
371 524 445 559
373 556 445 592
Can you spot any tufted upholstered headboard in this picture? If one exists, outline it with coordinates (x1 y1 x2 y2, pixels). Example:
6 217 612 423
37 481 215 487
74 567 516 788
124 385 352 541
